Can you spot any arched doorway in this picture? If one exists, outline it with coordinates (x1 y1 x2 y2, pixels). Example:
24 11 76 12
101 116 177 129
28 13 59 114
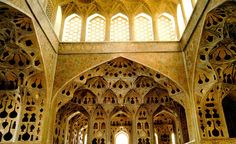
153 111 176 144
115 131 129 144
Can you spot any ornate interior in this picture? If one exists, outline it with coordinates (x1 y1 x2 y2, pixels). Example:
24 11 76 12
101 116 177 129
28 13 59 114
0 2 46 143
0 0 236 144
195 1 236 139
54 57 188 144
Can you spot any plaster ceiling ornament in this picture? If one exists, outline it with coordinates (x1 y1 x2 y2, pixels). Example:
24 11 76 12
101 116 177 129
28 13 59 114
0 2 46 143
54 57 188 143
195 1 236 139
195 2 236 97
58 57 185 108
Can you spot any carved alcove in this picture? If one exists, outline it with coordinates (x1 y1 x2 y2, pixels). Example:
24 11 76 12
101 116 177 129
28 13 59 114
54 57 189 144
110 106 132 144
0 2 46 143
195 1 236 140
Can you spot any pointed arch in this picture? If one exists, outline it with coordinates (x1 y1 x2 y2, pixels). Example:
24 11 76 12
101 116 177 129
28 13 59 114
54 56 187 143
124 89 140 104
55 56 185 108
136 105 151 141
102 89 118 104
110 2 129 17
134 13 154 41
110 106 132 119
110 13 130 41
65 112 88 144
72 89 97 105
86 13 106 41
115 131 129 144
62 13 82 42
153 110 177 144
144 87 169 105
157 13 177 41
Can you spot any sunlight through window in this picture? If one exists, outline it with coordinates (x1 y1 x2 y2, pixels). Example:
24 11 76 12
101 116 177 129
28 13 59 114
157 13 177 41
134 13 153 41
86 13 106 42
115 131 129 144
84 134 87 144
62 14 82 42
155 133 159 144
54 6 62 37
171 133 176 144
182 0 193 21
110 13 129 41
177 4 186 36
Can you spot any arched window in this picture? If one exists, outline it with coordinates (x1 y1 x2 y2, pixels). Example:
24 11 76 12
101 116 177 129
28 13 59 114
54 6 62 37
110 13 130 41
115 131 129 144
177 4 186 36
157 13 177 41
222 95 236 138
86 13 106 42
134 13 153 41
182 0 193 21
62 14 82 42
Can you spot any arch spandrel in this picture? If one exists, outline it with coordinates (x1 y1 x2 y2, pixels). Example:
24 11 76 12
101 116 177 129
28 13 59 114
55 56 186 109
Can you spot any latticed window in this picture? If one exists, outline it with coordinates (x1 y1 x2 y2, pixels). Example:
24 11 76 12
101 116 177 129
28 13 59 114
157 13 177 41
86 14 106 42
110 13 129 41
134 13 153 41
62 14 82 42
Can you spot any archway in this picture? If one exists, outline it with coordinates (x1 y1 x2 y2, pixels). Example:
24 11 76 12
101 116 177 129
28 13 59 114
115 131 129 144
153 111 176 144
66 112 88 144
153 104 189 144
110 106 132 144
53 57 187 144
